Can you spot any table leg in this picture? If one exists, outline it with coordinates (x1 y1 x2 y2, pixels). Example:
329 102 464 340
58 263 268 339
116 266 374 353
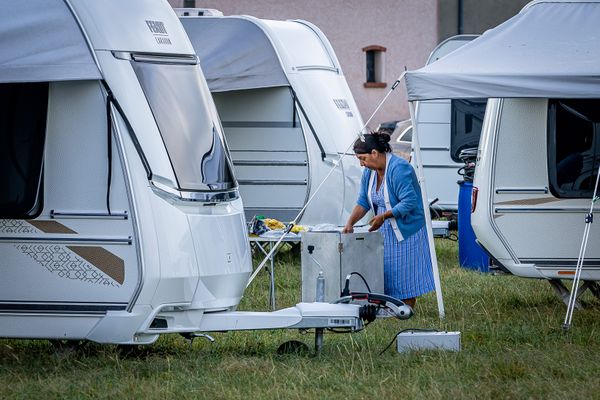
251 241 277 310
269 250 276 310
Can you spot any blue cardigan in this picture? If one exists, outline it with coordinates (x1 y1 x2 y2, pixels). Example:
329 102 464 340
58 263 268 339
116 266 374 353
357 154 426 239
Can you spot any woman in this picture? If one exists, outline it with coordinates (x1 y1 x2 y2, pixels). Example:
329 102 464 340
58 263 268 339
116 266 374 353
342 131 434 308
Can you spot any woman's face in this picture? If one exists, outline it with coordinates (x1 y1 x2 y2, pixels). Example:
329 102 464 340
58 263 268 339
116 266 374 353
356 150 383 170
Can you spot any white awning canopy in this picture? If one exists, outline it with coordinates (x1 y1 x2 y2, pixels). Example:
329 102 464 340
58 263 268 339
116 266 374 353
180 17 289 92
0 0 101 83
405 0 600 101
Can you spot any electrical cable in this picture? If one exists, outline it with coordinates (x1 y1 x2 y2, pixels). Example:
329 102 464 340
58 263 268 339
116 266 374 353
353 272 372 293
246 72 407 288
342 271 372 296
379 328 439 355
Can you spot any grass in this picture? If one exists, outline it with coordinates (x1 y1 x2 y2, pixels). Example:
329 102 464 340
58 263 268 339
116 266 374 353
2 238 600 399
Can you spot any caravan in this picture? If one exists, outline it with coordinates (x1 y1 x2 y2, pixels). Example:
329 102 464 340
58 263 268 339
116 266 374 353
0 0 249 343
0 0 402 344
178 11 364 225
405 0 600 297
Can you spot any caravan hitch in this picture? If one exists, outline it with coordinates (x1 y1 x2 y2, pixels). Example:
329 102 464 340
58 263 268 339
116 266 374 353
333 292 414 321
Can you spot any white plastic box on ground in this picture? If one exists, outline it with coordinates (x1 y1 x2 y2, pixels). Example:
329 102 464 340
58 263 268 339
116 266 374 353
301 231 384 302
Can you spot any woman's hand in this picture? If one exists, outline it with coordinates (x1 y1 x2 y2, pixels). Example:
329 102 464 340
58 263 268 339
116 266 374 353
343 205 368 234
368 214 385 232
368 210 392 232
342 224 354 234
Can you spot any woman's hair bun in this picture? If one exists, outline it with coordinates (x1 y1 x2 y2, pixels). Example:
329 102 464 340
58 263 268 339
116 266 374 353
373 129 392 152
353 129 392 154
374 130 391 143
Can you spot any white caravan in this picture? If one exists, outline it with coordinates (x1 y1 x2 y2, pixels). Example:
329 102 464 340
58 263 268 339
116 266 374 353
415 35 482 214
178 11 364 225
0 0 406 344
405 0 600 297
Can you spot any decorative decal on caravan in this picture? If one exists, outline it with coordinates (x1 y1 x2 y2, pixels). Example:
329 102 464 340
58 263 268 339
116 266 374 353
495 197 562 206
0 220 76 234
1 220 124 286
0 220 40 234
67 246 125 284
27 220 77 234
15 244 123 287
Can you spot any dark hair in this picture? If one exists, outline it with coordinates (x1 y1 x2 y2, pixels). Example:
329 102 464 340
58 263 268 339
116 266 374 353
353 130 392 154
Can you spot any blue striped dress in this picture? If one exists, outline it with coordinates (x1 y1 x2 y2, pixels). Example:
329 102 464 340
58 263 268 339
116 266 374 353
372 179 435 299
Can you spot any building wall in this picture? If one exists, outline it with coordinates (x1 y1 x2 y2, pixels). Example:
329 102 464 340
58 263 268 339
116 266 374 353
438 0 530 41
169 0 439 126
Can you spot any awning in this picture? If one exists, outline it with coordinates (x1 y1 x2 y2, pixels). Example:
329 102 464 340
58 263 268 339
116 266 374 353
405 0 600 101
180 17 289 92
0 0 101 83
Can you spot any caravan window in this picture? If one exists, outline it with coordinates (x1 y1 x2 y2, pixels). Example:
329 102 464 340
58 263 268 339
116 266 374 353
132 61 235 192
548 99 600 198
0 82 48 219
450 99 487 162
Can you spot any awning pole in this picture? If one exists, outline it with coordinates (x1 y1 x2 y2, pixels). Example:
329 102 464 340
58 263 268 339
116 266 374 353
563 163 600 329
409 101 445 319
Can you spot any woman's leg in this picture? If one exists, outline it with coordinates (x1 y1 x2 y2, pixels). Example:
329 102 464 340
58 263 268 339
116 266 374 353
402 297 416 308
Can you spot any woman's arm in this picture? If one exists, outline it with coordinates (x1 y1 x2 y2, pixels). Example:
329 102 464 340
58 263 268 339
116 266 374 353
389 163 419 218
342 205 368 233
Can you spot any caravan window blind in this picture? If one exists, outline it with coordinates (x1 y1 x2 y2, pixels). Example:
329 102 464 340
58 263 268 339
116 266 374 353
548 99 600 199
0 82 48 218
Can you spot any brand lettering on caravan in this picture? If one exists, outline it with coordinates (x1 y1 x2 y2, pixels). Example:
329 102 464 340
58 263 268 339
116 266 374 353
145 20 172 45
146 20 167 34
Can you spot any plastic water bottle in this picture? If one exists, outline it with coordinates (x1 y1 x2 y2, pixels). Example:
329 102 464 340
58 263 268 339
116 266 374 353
316 271 325 302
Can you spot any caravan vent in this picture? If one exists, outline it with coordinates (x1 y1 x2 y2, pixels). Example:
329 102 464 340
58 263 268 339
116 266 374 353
174 8 224 17
333 99 350 110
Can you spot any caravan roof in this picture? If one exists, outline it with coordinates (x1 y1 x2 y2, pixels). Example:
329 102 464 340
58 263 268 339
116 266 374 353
406 0 600 101
179 16 340 92
0 0 101 83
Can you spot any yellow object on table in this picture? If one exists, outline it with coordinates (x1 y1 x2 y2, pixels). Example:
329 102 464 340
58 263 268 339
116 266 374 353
264 218 286 230
290 224 307 233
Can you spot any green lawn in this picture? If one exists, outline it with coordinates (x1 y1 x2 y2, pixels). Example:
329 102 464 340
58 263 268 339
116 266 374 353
1 239 600 399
